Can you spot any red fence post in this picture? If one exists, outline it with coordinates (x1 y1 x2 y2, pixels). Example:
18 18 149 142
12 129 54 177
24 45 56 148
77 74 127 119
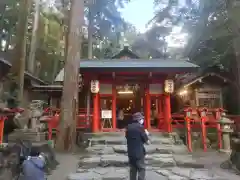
0 116 6 144
184 108 192 152
199 108 208 152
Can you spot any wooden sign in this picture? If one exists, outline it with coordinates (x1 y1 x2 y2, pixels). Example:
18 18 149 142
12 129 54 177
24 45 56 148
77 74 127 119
90 80 99 93
164 79 174 93
101 110 112 119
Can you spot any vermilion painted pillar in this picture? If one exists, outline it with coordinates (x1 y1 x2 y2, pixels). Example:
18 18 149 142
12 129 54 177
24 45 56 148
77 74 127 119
158 95 163 130
164 93 172 133
144 85 151 129
112 84 117 130
92 93 100 132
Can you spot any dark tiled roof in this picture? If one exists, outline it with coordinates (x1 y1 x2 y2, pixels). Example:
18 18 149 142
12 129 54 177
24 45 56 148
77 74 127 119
0 57 47 85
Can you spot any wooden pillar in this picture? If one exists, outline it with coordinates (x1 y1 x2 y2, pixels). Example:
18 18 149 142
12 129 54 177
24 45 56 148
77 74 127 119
86 89 91 124
144 84 151 129
164 93 172 133
112 84 117 130
158 95 163 130
92 92 99 132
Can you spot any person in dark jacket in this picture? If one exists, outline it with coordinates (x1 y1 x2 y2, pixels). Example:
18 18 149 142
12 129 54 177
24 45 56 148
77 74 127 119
125 112 149 180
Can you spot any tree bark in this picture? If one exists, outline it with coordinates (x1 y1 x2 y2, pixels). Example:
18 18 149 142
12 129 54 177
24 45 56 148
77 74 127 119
228 1 240 113
55 0 84 152
28 0 40 74
8 0 32 105
88 7 93 59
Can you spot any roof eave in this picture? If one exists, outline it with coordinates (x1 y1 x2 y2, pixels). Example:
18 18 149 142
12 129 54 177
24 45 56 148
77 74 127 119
179 72 231 90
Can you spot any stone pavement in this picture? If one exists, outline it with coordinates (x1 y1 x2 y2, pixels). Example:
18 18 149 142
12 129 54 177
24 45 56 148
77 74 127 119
48 153 79 180
66 132 240 180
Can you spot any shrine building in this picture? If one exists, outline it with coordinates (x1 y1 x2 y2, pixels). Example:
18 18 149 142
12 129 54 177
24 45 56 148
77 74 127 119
32 46 198 133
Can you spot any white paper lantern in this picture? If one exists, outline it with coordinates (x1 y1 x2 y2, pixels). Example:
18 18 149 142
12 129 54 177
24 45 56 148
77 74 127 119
164 79 174 93
90 80 99 93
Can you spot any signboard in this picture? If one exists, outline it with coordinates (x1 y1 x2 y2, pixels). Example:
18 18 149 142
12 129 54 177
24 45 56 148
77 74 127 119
198 93 220 99
101 110 112 119
90 80 99 93
164 79 174 93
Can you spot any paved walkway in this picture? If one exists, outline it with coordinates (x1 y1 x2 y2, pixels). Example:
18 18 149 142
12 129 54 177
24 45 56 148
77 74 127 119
48 153 79 180
49 133 240 180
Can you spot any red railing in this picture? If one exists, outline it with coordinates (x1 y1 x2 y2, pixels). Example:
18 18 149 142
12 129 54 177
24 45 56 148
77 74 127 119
43 107 240 153
170 108 231 152
0 108 25 143
44 107 93 140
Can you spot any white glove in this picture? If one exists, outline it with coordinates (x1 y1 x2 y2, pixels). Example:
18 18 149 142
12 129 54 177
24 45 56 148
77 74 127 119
145 129 149 136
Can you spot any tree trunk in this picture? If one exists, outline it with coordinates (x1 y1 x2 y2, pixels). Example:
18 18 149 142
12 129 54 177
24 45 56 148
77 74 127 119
88 7 93 59
7 0 32 105
55 0 84 152
229 1 240 113
28 0 40 74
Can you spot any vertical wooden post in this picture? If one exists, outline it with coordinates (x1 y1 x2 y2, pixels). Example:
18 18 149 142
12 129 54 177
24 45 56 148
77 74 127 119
86 88 91 126
144 84 151 129
158 95 163 130
92 92 99 132
112 84 117 130
164 93 172 133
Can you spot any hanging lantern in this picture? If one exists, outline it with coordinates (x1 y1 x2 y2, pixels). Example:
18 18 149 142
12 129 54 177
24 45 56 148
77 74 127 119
90 80 99 93
164 79 174 93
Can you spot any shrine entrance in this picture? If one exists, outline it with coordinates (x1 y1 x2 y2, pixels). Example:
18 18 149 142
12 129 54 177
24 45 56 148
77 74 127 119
116 84 138 129
33 46 198 133
150 95 164 129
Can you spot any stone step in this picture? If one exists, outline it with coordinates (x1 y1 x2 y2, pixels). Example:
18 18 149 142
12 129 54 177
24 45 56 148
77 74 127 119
86 144 188 155
68 169 167 180
67 167 225 180
88 135 175 146
114 144 188 154
78 153 205 169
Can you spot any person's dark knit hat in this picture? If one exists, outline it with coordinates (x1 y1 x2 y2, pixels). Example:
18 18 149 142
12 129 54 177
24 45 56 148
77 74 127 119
132 112 144 122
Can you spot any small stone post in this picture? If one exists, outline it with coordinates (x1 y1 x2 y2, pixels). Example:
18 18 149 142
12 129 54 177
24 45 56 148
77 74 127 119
218 113 234 154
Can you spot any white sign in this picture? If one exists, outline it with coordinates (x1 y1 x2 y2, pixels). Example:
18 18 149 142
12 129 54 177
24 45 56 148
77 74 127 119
198 93 220 99
101 110 112 119
164 79 174 93
90 80 99 93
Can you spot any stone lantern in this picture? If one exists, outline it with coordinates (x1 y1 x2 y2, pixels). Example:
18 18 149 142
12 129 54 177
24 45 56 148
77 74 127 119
218 114 234 153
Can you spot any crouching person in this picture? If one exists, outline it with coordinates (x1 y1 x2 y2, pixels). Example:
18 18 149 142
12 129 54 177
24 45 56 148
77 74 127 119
125 112 150 180
21 149 46 180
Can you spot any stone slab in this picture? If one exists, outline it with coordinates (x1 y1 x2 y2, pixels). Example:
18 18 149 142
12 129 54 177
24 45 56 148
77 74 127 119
171 167 192 178
174 155 205 168
168 175 188 180
86 145 115 154
100 154 128 167
113 144 188 155
67 172 101 180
